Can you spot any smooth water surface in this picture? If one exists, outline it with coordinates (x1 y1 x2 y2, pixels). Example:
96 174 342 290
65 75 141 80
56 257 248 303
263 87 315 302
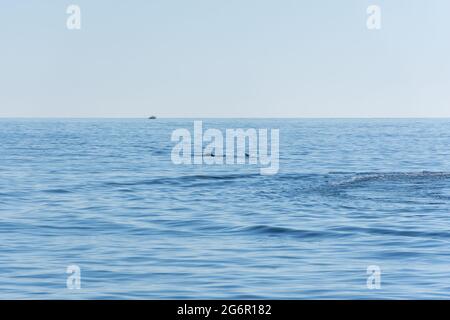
1 119 450 299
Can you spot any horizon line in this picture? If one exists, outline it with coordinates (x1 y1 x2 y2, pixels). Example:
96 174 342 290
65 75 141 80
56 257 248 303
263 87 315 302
2 116 450 120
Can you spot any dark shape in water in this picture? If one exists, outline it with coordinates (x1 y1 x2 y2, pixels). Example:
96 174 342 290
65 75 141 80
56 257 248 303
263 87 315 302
205 153 250 158
148 116 157 119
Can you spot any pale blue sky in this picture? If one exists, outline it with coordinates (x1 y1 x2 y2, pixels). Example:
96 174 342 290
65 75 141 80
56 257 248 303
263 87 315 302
0 0 449 117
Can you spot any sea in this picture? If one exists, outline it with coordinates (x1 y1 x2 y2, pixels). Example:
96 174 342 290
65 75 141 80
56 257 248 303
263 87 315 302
1 118 450 299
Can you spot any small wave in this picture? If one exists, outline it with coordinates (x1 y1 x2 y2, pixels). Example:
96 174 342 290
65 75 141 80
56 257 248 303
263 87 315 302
331 226 450 240
42 188 72 194
329 171 450 187
178 173 260 181
102 173 260 187
233 225 340 239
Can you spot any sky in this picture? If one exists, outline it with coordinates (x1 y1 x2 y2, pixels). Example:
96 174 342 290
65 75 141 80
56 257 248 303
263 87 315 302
0 0 449 117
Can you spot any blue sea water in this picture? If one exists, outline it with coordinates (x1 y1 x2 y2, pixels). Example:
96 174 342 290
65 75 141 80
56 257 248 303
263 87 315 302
1 118 450 299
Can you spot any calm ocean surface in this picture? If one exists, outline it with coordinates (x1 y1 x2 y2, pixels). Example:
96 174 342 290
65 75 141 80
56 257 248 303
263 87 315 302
1 119 450 299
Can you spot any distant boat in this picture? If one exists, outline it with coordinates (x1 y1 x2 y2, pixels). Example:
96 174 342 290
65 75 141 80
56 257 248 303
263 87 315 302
148 116 157 119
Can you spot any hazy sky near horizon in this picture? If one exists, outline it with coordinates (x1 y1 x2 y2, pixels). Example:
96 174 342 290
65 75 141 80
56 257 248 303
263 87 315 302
1 0 449 117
